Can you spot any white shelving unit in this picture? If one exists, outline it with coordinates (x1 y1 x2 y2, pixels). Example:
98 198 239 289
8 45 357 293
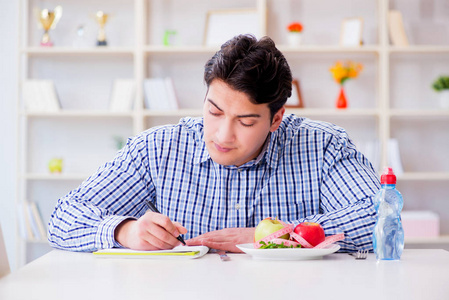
16 0 449 266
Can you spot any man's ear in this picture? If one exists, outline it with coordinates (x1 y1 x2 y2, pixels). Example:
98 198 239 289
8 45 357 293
270 107 285 132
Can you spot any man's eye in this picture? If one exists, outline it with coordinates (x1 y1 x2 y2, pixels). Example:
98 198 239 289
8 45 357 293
209 110 220 116
240 121 254 127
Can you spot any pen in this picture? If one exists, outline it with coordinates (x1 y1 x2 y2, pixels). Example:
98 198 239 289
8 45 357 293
144 200 186 246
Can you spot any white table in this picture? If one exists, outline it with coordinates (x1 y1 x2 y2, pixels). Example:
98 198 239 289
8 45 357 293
1 249 449 300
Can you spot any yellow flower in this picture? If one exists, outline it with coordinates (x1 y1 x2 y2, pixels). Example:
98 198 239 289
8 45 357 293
330 61 363 85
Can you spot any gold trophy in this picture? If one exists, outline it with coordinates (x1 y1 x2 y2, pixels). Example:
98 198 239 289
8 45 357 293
37 6 62 47
95 11 109 46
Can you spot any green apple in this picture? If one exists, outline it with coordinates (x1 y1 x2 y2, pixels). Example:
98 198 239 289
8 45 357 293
254 217 289 242
48 158 63 173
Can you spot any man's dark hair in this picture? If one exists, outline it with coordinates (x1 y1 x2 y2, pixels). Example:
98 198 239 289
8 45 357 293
204 34 292 119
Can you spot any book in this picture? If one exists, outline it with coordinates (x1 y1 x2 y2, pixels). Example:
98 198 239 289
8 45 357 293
22 80 61 112
93 245 209 259
40 81 60 111
16 204 27 239
109 79 136 112
164 77 179 110
388 10 409 46
144 78 178 110
18 203 35 240
22 81 42 112
25 202 41 240
17 202 47 241
29 202 47 240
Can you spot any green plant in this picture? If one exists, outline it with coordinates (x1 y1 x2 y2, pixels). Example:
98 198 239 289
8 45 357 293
432 76 449 92
258 241 302 249
113 135 125 150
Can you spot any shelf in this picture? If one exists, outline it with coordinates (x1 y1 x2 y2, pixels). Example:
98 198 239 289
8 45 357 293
286 108 380 117
397 172 449 181
22 47 134 56
145 45 217 54
22 110 134 118
15 0 449 268
24 174 89 181
389 46 449 54
20 45 385 56
144 45 381 55
24 45 449 56
405 235 449 244
389 109 449 117
278 45 380 54
22 109 380 118
143 109 203 117
142 108 380 118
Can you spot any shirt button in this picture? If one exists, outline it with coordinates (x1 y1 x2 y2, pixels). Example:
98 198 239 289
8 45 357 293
235 203 241 210
238 169 243 173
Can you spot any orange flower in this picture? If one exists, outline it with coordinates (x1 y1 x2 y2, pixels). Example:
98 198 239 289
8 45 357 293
330 61 363 85
287 22 303 32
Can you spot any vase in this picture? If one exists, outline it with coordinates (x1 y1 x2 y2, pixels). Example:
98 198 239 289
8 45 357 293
287 32 302 46
336 86 348 109
438 90 449 109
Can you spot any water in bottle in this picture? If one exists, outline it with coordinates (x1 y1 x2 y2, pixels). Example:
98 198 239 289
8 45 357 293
372 167 404 260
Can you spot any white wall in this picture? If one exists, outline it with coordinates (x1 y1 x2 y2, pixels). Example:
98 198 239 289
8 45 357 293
0 0 18 271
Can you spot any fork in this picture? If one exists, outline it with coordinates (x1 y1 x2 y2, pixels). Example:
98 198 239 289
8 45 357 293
350 249 368 260
209 249 230 261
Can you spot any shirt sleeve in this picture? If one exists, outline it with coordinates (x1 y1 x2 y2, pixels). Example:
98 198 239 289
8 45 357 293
47 134 156 252
294 131 380 252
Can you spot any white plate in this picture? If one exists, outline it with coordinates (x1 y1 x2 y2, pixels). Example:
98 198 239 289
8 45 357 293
236 243 341 260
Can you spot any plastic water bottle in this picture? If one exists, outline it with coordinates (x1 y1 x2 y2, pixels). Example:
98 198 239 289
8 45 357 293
372 167 404 260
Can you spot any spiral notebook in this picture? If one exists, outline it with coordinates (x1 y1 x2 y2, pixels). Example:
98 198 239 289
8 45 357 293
93 245 209 259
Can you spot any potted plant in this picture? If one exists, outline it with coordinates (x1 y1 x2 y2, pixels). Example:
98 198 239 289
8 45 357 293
329 61 363 109
287 22 303 46
432 75 449 109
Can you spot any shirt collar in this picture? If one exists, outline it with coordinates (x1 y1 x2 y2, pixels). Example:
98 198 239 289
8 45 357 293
194 139 211 165
264 131 281 169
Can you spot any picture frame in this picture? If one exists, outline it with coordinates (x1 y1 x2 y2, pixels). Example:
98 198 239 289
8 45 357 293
285 79 304 108
203 9 262 47
340 17 364 46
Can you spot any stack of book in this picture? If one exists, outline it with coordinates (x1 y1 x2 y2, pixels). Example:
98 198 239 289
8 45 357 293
17 201 47 241
22 80 60 112
143 77 179 110
109 79 136 112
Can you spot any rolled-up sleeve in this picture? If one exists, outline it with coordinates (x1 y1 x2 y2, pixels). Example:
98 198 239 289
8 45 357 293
294 132 380 251
48 134 155 252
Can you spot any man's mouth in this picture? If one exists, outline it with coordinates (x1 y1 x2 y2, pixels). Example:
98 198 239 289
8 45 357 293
214 142 233 153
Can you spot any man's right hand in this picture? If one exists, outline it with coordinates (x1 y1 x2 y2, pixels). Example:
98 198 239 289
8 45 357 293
114 212 187 250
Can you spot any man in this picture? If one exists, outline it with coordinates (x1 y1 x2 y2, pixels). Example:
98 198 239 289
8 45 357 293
48 35 379 253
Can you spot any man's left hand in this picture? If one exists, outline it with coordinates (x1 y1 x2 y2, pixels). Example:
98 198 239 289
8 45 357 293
186 228 255 253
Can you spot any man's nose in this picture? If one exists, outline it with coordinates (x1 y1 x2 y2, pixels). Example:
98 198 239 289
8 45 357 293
217 119 235 143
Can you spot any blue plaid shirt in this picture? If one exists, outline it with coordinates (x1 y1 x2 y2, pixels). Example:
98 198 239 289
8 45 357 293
48 114 380 252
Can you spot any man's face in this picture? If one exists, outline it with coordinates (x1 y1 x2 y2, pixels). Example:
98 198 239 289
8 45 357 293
203 79 284 167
